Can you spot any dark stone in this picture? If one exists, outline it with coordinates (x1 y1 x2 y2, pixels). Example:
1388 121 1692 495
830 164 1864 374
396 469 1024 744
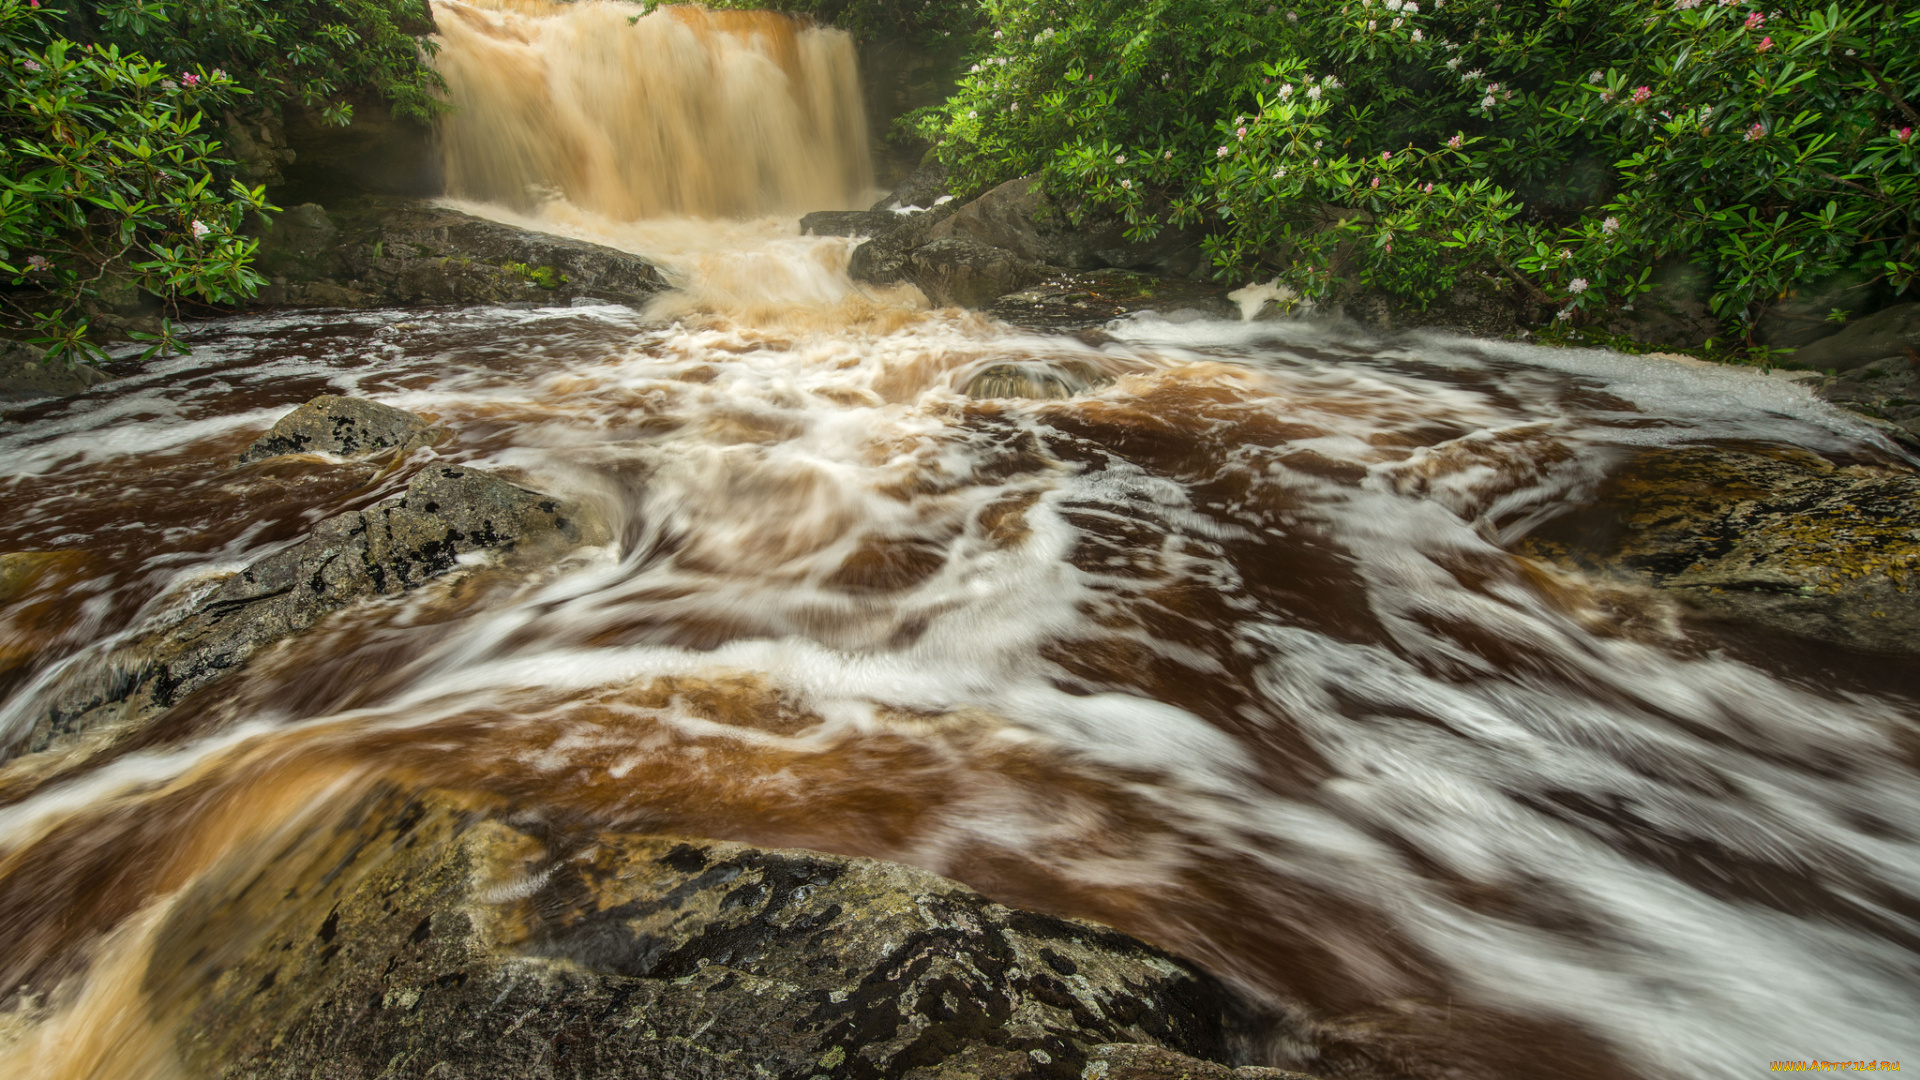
1819 353 1920 446
0 340 116 403
872 159 953 212
1755 267 1886 353
849 199 964 287
148 789 1302 1080
16 465 606 759
251 198 669 310
1515 445 1920 655
1789 303 1920 372
989 270 1238 331
801 210 912 238
905 238 1043 310
238 394 437 463
1337 272 1530 338
925 175 1203 276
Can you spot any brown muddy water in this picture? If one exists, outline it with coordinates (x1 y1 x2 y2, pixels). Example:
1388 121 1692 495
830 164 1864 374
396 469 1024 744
2 4 1919 1079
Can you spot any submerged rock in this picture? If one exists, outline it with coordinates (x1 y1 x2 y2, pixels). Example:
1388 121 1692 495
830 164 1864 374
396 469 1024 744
990 270 1238 331
238 394 437 462
19 460 604 759
1518 445 1920 655
158 787 1301 1080
965 361 1114 400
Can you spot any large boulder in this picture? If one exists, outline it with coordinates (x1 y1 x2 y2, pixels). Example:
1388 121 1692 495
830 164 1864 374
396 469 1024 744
251 199 670 310
18 459 605 759
1789 302 1920 372
158 787 1313 1080
871 159 953 212
238 394 436 462
926 176 1203 277
1516 445 1920 654
906 237 1044 310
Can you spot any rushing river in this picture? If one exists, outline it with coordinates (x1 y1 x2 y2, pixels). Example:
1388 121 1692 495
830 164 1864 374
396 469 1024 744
2 3 1918 1079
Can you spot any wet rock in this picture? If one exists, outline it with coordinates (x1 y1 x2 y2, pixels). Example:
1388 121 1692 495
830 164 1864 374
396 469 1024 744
872 159 953 212
1818 354 1920 446
1517 445 1920 655
0 340 116 403
907 237 1044 310
19 465 605 759
1083 1043 1321 1080
1789 303 1920 373
156 787 1290 1080
252 198 669 310
926 175 1203 276
238 394 437 463
990 271 1238 331
849 198 964 287
965 361 1114 400
801 209 911 238
1755 267 1885 354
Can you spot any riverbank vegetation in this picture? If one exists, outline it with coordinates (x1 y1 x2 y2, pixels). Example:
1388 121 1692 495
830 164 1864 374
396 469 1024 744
1 0 437 362
916 0 1919 348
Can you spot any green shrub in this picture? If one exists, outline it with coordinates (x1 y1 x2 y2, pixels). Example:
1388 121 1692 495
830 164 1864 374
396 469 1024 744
72 0 444 125
1 0 273 363
920 0 1919 343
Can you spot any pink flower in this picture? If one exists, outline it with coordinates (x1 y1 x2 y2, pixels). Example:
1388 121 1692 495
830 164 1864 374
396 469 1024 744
181 72 199 86
1381 150 1392 161
1446 133 1463 149
1757 35 1772 51
1423 182 1434 193
1236 126 1248 139
1569 278 1589 293
1371 176 1381 187
1631 86 1651 104
25 254 49 271
1743 11 1763 28
1216 145 1230 157
1744 122 1765 141
1894 127 1913 143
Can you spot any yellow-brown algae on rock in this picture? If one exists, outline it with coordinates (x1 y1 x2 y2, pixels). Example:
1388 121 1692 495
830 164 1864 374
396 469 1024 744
1515 443 1920 654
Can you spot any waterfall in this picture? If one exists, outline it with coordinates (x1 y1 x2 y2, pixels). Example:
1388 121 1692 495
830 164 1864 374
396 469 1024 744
429 0 874 220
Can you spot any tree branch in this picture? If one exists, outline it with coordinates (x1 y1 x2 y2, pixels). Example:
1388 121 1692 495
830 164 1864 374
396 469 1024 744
1858 58 1920 127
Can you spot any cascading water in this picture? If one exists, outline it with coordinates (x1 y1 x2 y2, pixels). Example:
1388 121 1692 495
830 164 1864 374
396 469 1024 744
0 4 1916 1080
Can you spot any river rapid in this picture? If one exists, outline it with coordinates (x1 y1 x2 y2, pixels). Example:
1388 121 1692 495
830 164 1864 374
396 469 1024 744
2 4 1918 1079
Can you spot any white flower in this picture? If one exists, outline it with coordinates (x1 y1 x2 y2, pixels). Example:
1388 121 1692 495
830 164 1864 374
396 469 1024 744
1314 139 1324 148
190 220 211 238
1447 57 1462 69
1392 17 1404 29
967 110 977 119
1558 248 1572 260
993 30 1003 38
1569 277 1589 293
1464 68 1483 81
1700 104 1713 117
1602 215 1620 234
1217 145 1230 157
1482 94 1496 107
1273 167 1288 178
1385 0 1402 10
1557 308 1574 321
1120 179 1132 189
1115 153 1127 163
1279 84 1293 99
1368 19 1377 29
1325 76 1340 89
1164 150 1173 159
1307 85 1322 100
1411 28 1423 41
1288 11 1299 21
971 64 982 73
1589 70 1604 83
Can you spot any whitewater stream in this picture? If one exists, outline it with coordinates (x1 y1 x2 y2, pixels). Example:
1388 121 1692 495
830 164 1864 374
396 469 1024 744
2 3 1917 1079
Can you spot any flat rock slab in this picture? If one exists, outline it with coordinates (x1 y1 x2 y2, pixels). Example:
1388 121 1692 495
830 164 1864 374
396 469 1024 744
155 788 1293 1080
1789 302 1920 372
1517 444 1920 654
239 394 436 462
21 463 602 758
801 209 911 238
1818 354 1920 447
991 271 1238 330
0 340 116 403
908 237 1043 310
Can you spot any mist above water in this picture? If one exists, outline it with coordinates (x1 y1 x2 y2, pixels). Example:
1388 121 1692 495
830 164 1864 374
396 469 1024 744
0 6 1916 1080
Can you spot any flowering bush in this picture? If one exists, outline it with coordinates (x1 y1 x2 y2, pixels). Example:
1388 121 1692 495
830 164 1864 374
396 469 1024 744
2 0 272 362
78 0 444 125
919 0 1919 342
